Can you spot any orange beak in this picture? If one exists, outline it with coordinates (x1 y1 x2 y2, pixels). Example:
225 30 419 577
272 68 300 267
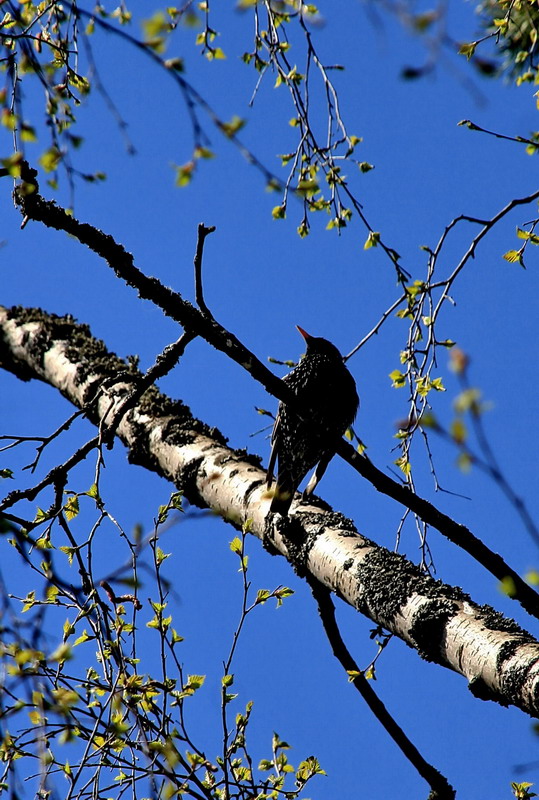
296 326 312 341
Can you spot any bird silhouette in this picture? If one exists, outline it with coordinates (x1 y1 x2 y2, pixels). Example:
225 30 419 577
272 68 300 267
266 326 359 515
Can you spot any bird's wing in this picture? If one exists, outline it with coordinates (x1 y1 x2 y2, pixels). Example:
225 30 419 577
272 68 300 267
266 410 281 486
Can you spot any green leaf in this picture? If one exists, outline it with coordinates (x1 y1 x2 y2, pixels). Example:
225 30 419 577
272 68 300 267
458 42 477 60
49 643 72 663
456 451 472 473
28 710 44 725
296 178 319 197
155 547 170 565
1 109 17 131
517 227 539 244
256 589 271 605
220 115 245 137
450 418 467 444
296 755 326 781
22 590 36 612
503 249 525 267
36 536 53 549
39 146 62 173
453 387 482 414
194 146 214 160
364 666 376 680
59 546 75 565
430 377 445 392
272 204 286 219
1 152 23 178
364 231 380 250
394 455 411 476
64 495 79 521
67 69 91 95
0 12 16 29
74 629 92 646
499 575 517 598
492 18 508 33
20 123 37 143
174 161 195 187
389 369 406 388
525 570 539 586
184 674 205 692
274 586 294 606
230 536 242 554
34 507 49 523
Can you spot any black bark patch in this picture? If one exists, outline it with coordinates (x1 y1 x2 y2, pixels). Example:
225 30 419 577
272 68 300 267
245 478 266 503
408 598 459 662
476 605 529 636
468 675 503 704
355 548 468 622
497 641 539 712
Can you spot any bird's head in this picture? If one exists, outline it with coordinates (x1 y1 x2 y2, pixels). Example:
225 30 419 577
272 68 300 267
296 326 344 362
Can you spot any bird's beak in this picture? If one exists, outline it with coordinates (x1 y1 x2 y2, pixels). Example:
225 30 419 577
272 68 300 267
296 326 312 341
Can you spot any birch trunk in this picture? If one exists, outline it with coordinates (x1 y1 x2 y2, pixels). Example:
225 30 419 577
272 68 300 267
1 304 539 718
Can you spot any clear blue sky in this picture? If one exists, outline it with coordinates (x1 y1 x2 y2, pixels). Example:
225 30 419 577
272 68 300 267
2 2 539 797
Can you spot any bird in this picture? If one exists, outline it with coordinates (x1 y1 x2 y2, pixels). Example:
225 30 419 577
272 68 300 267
266 326 359 516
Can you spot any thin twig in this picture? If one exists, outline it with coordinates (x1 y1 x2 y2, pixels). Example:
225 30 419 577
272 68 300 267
306 574 455 800
102 330 197 447
193 223 216 317
0 435 99 513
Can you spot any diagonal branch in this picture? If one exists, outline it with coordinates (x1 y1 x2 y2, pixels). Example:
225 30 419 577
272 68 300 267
2 305 539 720
9 167 539 623
307 574 455 800
338 443 539 619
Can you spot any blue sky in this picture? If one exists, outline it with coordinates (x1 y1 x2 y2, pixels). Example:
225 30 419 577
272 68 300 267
2 2 539 797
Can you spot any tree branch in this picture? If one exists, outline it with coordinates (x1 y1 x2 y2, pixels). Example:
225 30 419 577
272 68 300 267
193 223 216 317
9 171 539 623
338 443 539 619
2 305 539 719
307 574 455 800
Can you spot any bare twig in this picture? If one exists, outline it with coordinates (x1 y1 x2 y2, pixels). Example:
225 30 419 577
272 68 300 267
102 330 197 447
307 574 455 800
0 435 99 513
193 223 216 317
459 119 539 148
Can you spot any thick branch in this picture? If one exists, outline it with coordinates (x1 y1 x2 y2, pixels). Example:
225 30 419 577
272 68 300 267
2 305 539 720
10 171 539 621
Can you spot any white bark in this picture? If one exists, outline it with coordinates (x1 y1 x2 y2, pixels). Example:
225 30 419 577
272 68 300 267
1 304 539 718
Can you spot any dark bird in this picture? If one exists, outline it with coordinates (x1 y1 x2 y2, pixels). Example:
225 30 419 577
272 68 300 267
266 326 359 515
